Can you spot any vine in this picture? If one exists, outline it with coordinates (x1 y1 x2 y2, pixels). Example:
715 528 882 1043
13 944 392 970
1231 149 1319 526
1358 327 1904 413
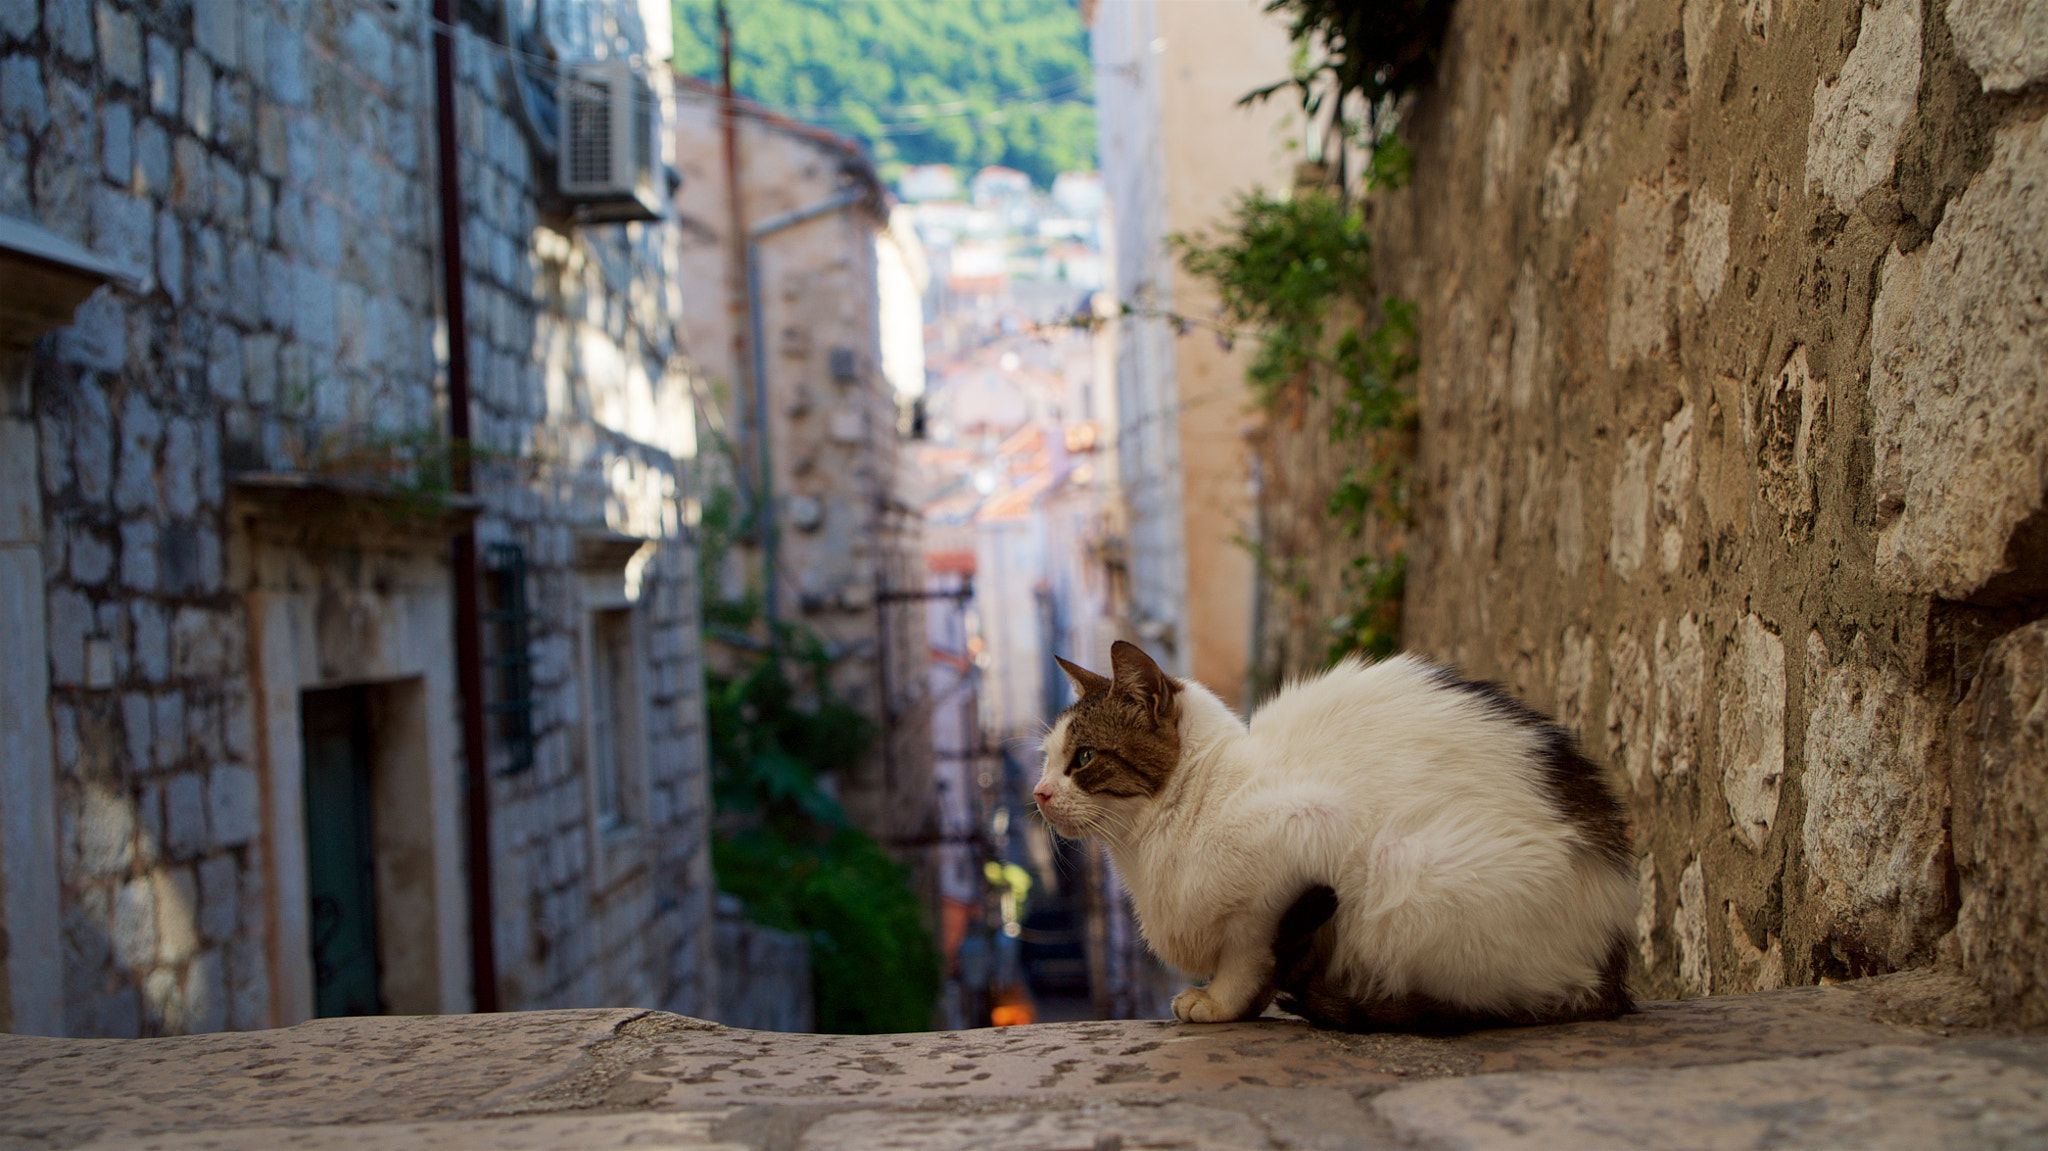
1170 189 1418 669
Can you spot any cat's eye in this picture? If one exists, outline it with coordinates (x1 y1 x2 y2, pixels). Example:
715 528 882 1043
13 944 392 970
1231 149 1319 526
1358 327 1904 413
1074 748 1095 768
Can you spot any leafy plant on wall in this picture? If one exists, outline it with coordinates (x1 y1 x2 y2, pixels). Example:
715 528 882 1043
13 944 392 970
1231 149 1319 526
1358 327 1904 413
694 469 941 1034
1173 190 1418 671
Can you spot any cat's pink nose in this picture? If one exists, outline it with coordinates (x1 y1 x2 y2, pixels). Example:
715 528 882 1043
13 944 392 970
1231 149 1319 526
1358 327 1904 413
1032 783 1053 808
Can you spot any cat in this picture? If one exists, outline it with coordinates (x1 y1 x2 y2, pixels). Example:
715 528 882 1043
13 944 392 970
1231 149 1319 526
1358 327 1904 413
1032 640 1637 1032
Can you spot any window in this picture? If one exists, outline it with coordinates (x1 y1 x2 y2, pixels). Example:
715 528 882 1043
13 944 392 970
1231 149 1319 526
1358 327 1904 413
587 607 639 833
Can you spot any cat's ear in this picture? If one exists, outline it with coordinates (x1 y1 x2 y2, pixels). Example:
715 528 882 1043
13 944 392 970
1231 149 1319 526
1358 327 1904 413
1055 655 1112 697
1109 640 1178 719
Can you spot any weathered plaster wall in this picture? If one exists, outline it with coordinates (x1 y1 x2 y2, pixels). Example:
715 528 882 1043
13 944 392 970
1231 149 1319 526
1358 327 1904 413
1091 0 1296 708
1377 0 2047 1013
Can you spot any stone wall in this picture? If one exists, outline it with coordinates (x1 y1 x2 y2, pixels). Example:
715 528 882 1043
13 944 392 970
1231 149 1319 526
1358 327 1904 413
1374 0 2047 1013
2 0 713 1034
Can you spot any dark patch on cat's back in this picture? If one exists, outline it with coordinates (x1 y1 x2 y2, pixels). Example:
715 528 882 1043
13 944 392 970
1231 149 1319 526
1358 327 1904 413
1423 666 1633 873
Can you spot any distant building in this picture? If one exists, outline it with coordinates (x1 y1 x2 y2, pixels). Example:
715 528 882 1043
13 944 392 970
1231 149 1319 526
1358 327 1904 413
1051 171 1106 221
0 0 715 1037
670 78 936 881
969 166 1034 211
898 164 964 203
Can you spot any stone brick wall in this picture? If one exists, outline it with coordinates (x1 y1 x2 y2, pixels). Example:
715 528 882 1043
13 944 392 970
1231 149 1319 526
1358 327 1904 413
1372 0 2047 1014
2 0 712 1034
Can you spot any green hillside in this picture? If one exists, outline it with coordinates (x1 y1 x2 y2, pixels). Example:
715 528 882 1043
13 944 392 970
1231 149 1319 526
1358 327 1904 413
670 0 1095 188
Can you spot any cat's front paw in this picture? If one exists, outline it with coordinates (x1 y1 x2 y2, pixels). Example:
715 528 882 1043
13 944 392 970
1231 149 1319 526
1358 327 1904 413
1171 987 1232 1024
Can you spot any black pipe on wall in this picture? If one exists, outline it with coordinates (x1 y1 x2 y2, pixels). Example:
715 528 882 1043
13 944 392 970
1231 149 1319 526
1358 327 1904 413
431 0 500 1014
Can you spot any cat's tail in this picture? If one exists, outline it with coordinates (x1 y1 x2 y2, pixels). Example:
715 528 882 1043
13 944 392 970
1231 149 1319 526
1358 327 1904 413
1272 883 1338 988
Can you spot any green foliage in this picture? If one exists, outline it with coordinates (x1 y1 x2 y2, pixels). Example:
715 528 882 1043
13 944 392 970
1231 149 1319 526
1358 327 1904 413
1174 190 1376 404
713 827 940 1034
695 468 939 1033
671 0 1095 188
1326 552 1406 663
1259 0 1452 108
1175 188 1420 673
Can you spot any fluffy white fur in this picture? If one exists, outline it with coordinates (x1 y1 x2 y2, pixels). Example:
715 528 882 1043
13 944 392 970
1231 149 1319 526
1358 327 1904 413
1034 654 1639 1024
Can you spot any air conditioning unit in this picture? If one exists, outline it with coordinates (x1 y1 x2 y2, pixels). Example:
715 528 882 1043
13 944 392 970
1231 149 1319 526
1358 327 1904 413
556 60 664 223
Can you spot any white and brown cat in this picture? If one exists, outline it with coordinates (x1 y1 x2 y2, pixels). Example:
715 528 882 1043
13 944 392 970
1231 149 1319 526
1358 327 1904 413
1033 641 1637 1032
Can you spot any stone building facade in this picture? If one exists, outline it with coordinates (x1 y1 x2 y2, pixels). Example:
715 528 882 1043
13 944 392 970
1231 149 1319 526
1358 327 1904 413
670 81 935 860
0 0 714 1036
1372 0 2048 1018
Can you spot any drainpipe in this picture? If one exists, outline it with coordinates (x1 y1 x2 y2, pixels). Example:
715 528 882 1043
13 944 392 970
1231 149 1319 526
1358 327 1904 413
745 185 863 625
432 0 500 1014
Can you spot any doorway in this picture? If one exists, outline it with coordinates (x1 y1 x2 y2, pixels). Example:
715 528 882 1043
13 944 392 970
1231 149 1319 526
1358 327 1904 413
300 685 382 1017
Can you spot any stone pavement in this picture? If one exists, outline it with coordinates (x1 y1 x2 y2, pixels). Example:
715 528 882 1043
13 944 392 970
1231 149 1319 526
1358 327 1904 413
1 972 2043 1149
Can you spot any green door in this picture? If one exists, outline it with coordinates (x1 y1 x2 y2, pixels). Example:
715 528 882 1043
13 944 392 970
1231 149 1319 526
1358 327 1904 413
301 685 383 1017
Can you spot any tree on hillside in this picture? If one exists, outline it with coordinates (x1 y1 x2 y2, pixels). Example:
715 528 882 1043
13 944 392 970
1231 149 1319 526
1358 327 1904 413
671 0 1096 188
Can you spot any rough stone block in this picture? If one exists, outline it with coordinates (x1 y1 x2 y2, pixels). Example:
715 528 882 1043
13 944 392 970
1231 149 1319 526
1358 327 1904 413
1806 0 1921 214
209 152 244 225
1651 614 1705 783
192 0 238 70
1802 633 1951 967
1946 0 2048 91
71 782 137 877
95 1 141 88
208 764 260 848
196 852 238 944
155 210 183 304
185 946 227 1034
144 964 185 1034
0 0 36 40
152 691 185 772
1756 346 1825 542
46 586 90 687
97 97 132 184
163 417 199 517
226 934 268 1030
1869 113 2048 603
170 134 209 217
67 519 111 585
1719 613 1785 851
119 689 152 773
1654 401 1696 571
130 598 167 681
113 392 160 514
181 48 210 135
163 771 207 858
1952 619 2048 1027
111 874 157 970
1609 433 1654 580
1675 855 1709 995
132 113 168 197
145 32 176 117
155 864 198 964
0 54 47 133
1606 179 1680 367
213 74 250 152
118 515 158 592
88 184 153 289
263 16 306 106
204 323 242 401
171 606 230 679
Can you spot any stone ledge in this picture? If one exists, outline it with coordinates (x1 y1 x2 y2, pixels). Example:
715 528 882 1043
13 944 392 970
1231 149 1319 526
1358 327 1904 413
1 975 2040 1149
